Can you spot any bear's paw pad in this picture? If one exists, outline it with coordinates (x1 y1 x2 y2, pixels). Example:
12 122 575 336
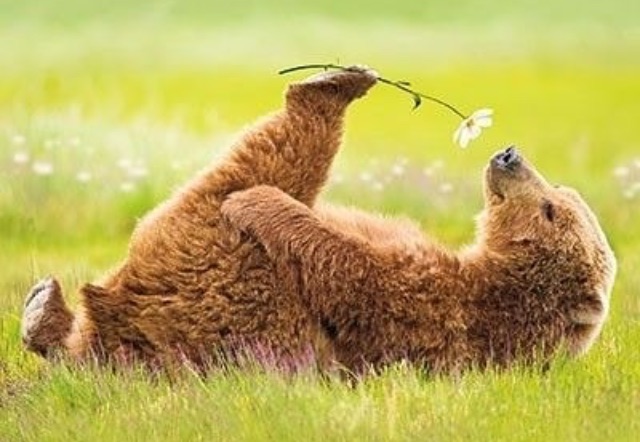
21 277 63 348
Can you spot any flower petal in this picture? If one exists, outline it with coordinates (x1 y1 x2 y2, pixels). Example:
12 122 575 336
471 108 493 119
459 128 473 148
452 120 466 143
452 127 462 144
474 115 493 128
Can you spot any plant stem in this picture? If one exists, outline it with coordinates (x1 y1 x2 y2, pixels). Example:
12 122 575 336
278 63 468 120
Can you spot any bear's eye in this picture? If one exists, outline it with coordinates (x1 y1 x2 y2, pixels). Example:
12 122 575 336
541 199 555 222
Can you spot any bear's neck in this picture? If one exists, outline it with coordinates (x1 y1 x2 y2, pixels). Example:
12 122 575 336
456 249 568 367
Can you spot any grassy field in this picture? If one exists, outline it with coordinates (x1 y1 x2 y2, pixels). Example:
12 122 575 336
1 1 639 440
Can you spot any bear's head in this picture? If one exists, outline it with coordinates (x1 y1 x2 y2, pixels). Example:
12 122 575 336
476 146 617 355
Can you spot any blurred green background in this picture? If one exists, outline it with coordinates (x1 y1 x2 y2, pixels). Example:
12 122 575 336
1 1 639 440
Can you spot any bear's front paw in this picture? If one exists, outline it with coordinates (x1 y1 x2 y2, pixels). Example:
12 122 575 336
287 66 379 104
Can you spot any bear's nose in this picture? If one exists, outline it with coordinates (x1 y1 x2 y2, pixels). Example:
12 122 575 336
492 145 520 170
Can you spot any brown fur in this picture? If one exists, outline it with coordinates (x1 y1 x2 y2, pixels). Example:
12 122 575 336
221 150 617 374
23 66 616 375
21 67 379 369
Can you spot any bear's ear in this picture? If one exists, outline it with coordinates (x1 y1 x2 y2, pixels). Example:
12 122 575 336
541 199 555 222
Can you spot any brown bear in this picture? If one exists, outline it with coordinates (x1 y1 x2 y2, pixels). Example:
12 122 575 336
220 146 617 373
21 65 617 375
21 66 380 369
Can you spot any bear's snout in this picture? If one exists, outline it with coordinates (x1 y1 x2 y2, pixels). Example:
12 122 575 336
492 146 521 171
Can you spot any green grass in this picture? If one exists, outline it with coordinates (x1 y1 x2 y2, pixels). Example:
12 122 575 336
1 1 639 440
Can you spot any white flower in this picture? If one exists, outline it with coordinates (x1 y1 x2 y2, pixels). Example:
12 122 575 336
76 171 92 183
128 165 148 180
623 188 635 200
120 181 136 193
452 108 493 148
13 151 29 164
32 161 54 176
439 182 454 194
613 166 630 178
11 134 26 145
391 163 405 177
372 181 385 192
117 158 133 170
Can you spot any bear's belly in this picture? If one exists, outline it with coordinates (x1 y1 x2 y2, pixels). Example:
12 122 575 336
89 239 324 368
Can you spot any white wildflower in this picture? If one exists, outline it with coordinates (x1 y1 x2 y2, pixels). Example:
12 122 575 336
11 134 26 145
613 166 630 178
453 108 493 148
623 188 635 200
76 171 92 183
359 172 373 182
372 181 384 192
439 182 454 194
13 151 29 164
391 164 405 177
68 136 81 147
117 158 133 170
120 182 136 193
128 165 148 180
32 161 53 176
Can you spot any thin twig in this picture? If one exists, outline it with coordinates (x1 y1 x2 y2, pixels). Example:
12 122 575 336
278 63 468 119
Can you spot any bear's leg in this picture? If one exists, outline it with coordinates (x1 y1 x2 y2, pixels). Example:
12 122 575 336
21 69 378 364
221 185 381 316
197 66 378 207
21 277 74 358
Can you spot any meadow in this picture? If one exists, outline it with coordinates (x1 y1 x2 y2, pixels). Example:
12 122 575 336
1 1 639 440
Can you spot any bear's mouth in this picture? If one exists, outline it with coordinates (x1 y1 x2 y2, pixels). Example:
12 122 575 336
485 146 552 206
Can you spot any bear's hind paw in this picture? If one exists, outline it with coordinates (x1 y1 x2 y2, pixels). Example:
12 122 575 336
21 277 73 357
288 65 378 104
